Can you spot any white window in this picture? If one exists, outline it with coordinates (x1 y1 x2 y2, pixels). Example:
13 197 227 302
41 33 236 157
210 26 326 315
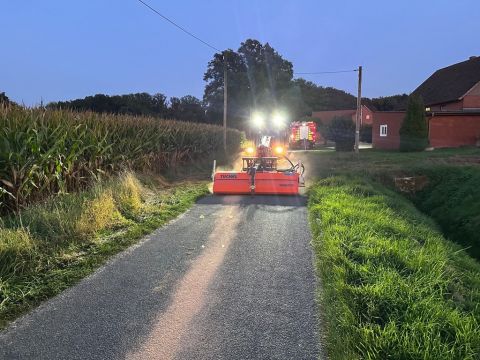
380 124 388 137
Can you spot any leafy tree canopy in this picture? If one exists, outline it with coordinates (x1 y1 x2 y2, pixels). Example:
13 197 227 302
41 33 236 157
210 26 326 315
203 39 408 129
203 39 295 128
364 94 409 111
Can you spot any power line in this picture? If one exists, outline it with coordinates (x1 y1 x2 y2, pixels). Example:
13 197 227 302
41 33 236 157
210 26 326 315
135 0 221 52
294 69 357 75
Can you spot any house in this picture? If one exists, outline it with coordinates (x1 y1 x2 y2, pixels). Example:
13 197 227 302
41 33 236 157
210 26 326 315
373 56 480 149
412 56 480 111
311 105 373 127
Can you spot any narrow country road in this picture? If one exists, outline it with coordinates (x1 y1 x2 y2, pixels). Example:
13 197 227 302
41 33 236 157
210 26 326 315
0 195 321 360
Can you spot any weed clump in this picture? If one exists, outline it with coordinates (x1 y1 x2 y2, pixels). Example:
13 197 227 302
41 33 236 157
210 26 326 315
76 189 121 239
113 173 144 217
0 228 36 277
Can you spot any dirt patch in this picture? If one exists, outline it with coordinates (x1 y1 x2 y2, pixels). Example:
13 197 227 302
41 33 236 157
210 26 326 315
394 176 429 194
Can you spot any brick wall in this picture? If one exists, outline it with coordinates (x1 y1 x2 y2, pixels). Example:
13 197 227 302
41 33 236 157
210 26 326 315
429 115 480 147
372 112 405 150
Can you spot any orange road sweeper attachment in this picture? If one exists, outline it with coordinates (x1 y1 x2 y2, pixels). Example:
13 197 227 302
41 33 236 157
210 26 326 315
213 144 305 195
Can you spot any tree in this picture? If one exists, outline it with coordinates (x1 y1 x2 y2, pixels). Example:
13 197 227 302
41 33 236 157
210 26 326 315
48 92 169 118
168 95 205 122
203 39 294 129
364 94 409 111
327 116 356 151
399 95 428 151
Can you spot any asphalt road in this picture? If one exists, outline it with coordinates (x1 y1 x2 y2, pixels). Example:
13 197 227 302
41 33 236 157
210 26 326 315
0 195 321 360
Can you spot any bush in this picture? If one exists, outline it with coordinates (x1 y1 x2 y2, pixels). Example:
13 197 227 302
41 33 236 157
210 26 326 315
327 116 355 151
399 95 428 151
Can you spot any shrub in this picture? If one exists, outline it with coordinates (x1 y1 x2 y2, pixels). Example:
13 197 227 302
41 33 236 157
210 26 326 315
327 116 355 151
399 95 428 151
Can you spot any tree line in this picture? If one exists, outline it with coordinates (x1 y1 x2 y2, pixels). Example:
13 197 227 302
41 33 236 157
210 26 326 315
47 93 208 123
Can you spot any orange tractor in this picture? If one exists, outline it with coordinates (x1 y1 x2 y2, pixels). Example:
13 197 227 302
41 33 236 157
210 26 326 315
213 135 305 195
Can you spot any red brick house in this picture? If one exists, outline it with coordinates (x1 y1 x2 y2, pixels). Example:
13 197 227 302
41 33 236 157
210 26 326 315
373 56 480 149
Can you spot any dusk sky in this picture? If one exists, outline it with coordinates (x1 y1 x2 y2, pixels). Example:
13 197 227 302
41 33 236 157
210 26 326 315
2 0 479 106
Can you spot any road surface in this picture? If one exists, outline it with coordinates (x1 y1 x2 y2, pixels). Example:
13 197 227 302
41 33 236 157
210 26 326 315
0 195 321 360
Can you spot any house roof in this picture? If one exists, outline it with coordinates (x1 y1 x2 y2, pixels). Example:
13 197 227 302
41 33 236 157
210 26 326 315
311 105 371 124
412 56 480 106
311 109 355 123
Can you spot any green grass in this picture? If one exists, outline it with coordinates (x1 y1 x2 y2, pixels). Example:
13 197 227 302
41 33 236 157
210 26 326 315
309 176 480 360
0 172 208 328
301 147 480 180
412 166 480 260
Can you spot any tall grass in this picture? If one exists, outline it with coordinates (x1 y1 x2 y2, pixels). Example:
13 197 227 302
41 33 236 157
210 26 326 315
309 176 480 359
0 105 242 211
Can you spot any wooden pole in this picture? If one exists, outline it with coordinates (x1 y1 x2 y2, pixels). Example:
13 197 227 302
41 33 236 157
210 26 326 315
223 55 228 155
355 65 362 153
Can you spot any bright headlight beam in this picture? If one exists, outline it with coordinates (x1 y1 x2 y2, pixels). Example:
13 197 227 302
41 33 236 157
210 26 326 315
272 112 286 128
274 146 284 155
251 112 265 128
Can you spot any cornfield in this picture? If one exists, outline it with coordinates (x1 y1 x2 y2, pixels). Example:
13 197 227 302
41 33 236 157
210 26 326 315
0 105 243 211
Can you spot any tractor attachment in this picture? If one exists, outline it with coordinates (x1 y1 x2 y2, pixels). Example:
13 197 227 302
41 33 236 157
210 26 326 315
213 155 305 195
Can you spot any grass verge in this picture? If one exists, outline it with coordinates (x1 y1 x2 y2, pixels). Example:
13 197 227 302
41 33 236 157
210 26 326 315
0 172 208 329
309 176 480 359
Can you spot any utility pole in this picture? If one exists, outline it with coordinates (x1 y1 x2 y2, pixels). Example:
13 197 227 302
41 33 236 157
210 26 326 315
354 65 363 154
223 54 228 155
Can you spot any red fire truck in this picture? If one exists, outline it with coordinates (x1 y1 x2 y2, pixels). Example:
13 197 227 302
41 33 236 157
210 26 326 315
289 121 317 149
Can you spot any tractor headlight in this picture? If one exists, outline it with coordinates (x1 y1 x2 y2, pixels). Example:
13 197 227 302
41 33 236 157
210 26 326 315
272 111 286 129
246 146 255 154
274 146 284 155
251 112 265 128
